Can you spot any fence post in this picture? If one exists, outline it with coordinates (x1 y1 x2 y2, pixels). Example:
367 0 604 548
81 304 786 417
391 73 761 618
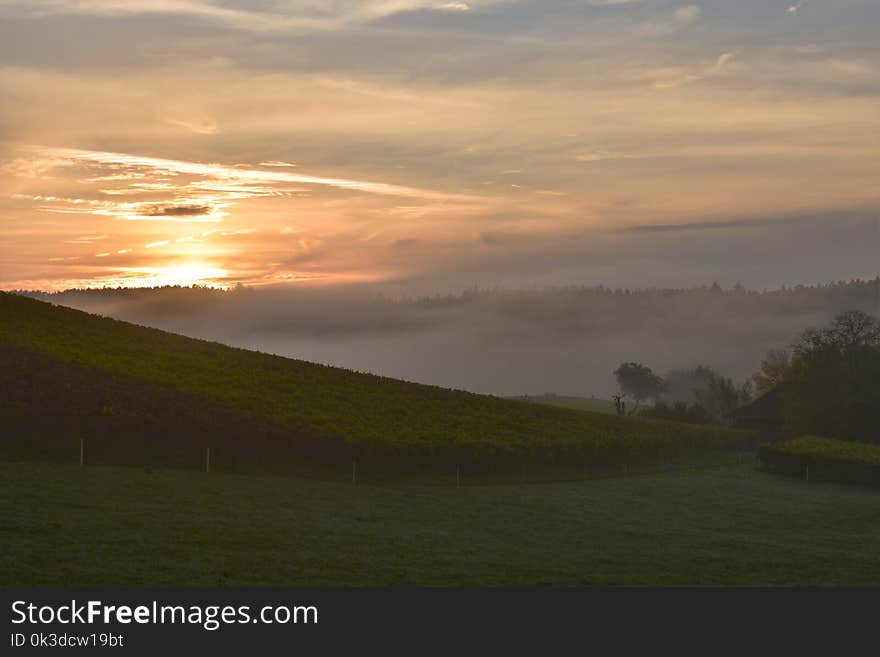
805 465 809 482
352 460 357 485
79 438 84 467
206 447 211 474
456 465 461 487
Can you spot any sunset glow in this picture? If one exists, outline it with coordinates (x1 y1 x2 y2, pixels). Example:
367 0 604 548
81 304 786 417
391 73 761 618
1 1 878 292
115 263 231 289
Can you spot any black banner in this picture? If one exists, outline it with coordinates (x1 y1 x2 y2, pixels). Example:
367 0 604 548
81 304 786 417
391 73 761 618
1 588 873 653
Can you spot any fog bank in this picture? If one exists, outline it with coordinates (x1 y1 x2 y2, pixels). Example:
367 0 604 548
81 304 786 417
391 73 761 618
27 280 880 397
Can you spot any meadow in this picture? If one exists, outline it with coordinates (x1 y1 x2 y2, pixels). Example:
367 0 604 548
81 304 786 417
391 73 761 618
4 458 880 586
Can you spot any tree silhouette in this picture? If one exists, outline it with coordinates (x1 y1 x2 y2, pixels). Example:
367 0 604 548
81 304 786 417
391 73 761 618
613 362 664 404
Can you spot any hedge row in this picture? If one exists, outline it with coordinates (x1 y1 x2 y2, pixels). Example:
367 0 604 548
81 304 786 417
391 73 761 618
759 436 880 487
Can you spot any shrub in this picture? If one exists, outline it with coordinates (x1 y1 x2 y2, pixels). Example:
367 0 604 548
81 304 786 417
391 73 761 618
759 436 880 487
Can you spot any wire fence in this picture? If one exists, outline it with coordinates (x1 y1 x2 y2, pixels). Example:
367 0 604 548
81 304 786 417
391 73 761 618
2 437 761 487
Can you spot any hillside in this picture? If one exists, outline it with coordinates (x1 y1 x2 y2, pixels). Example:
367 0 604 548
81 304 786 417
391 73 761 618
511 394 620 415
0 292 751 475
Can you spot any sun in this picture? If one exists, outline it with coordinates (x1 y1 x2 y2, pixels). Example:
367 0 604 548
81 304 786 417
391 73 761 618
119 263 230 288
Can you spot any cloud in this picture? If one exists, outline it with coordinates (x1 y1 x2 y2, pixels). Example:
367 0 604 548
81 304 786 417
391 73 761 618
826 59 871 76
617 216 800 235
137 204 212 217
32 146 468 200
614 208 878 235
674 5 702 24
650 52 738 88
391 237 422 249
7 146 475 227
0 0 508 32
13 191 227 223
64 234 108 244
574 150 646 163
164 117 219 135
638 4 703 36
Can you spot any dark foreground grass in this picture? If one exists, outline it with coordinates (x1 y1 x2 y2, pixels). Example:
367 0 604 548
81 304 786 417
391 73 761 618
3 459 880 586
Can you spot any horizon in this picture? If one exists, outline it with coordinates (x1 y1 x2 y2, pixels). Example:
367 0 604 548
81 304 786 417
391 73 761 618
11 273 880 296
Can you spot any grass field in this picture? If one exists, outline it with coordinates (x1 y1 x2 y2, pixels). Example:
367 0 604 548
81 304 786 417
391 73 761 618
4 458 880 586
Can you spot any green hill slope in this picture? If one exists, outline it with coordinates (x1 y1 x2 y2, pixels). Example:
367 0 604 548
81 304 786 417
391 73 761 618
511 394 620 415
0 292 751 474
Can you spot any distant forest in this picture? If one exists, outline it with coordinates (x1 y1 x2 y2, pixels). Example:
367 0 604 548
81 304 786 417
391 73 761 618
21 278 880 326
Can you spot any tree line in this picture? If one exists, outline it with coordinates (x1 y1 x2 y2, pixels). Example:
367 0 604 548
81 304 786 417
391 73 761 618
613 310 880 442
613 362 752 425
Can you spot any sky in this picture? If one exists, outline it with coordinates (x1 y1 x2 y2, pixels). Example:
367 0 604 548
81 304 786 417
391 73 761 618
1 0 879 292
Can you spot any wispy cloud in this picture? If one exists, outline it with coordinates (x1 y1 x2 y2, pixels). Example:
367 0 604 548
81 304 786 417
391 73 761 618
259 161 298 168
614 208 876 235
588 0 644 5
64 234 108 244
674 5 702 24
0 0 508 32
164 117 219 135
574 150 646 163
826 59 871 76
33 146 467 200
638 4 703 37
8 145 474 225
649 52 738 88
